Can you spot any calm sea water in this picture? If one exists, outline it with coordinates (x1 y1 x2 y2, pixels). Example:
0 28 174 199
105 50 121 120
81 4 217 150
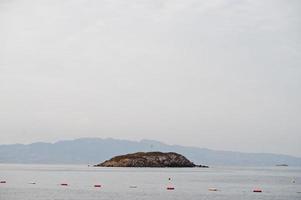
0 164 300 200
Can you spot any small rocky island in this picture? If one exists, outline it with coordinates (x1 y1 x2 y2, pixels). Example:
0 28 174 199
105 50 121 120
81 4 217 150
95 152 208 168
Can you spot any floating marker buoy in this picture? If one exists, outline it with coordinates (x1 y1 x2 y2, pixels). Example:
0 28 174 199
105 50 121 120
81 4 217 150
0 181 6 184
94 184 101 188
253 189 262 193
208 187 218 191
61 183 68 186
167 177 174 190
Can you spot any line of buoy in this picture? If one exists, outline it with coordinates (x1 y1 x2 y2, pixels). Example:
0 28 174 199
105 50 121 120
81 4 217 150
0 179 266 194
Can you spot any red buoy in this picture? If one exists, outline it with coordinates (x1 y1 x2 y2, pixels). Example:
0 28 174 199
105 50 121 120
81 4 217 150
0 181 6 184
94 184 101 188
61 183 68 186
253 189 262 193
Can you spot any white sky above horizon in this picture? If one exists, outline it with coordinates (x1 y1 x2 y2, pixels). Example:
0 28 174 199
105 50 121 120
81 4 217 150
0 0 300 157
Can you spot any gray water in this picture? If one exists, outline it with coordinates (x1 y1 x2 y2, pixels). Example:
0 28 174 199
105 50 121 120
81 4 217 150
0 164 300 200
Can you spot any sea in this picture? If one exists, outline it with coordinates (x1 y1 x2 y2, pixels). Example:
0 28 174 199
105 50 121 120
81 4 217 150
0 164 300 200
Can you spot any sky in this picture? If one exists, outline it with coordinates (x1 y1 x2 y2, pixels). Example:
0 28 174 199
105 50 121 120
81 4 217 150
0 0 300 157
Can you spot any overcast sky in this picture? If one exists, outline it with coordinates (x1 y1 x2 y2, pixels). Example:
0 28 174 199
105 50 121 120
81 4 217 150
0 0 300 156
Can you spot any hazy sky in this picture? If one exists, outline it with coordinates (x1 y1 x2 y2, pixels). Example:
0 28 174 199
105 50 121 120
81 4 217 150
0 0 300 156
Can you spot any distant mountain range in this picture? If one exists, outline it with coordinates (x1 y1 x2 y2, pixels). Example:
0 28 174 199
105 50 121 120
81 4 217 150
0 138 300 166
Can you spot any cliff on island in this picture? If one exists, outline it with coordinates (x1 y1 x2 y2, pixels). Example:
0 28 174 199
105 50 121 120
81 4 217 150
94 152 208 168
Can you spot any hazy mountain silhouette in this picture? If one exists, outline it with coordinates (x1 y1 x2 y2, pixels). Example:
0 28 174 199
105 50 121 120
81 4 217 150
0 138 300 166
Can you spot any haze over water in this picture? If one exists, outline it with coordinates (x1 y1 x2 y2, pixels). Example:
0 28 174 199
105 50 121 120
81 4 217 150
0 164 300 200
1 0 301 157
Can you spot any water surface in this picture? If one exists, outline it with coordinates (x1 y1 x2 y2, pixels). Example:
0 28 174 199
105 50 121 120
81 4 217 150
0 164 300 200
